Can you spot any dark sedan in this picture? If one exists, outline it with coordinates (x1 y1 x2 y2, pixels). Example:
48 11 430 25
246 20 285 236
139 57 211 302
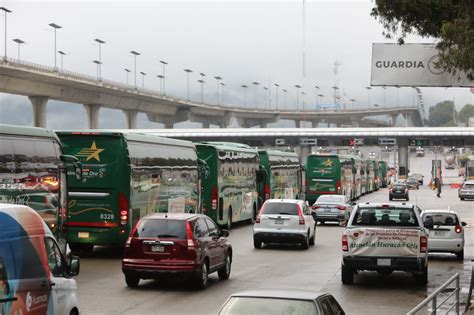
389 183 409 201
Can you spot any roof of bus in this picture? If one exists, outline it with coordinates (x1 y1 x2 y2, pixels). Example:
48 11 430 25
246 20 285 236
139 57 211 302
0 124 59 140
197 141 257 153
56 130 195 148
258 149 299 159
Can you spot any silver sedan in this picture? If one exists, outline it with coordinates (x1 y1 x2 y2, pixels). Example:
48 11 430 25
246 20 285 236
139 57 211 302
311 194 354 226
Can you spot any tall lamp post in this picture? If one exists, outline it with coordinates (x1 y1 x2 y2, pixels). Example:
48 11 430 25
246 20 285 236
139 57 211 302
382 86 386 109
294 85 302 110
140 71 146 88
184 69 193 100
49 23 62 70
283 89 288 108
252 82 260 109
241 84 248 107
315 85 320 107
58 50 66 71
301 91 307 125
130 50 140 88
350 98 356 109
12 38 25 60
159 60 168 95
93 60 102 79
199 72 206 103
395 85 401 107
366 86 372 109
274 83 280 110
94 38 105 79
124 68 131 85
157 74 165 94
220 82 225 105
332 86 339 105
214 76 222 105
1 7 12 59
263 86 269 109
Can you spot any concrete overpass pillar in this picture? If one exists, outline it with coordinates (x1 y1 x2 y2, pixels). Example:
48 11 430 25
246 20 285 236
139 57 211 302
405 113 415 127
28 96 49 128
397 138 409 179
202 122 210 128
123 110 139 129
259 123 266 128
351 119 360 127
311 121 319 128
295 120 301 128
390 115 398 126
83 104 101 129
299 145 311 164
218 123 227 128
164 122 174 129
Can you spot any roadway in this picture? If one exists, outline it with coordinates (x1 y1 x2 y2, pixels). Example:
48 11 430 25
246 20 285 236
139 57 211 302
74 153 474 314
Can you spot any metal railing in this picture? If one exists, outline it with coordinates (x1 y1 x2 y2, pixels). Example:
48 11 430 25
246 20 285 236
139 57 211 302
465 266 474 313
407 273 460 315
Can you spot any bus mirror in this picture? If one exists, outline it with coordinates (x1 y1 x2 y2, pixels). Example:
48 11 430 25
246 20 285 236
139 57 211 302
197 159 210 179
61 155 83 181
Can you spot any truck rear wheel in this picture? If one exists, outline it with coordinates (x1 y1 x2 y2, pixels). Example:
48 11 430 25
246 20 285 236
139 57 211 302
341 264 354 285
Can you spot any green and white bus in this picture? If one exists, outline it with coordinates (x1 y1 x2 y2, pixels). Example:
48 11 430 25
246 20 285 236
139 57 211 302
57 131 200 251
378 160 389 188
257 149 303 207
372 160 380 191
196 142 259 228
345 155 362 200
367 160 375 192
0 124 81 253
360 158 368 195
305 154 353 205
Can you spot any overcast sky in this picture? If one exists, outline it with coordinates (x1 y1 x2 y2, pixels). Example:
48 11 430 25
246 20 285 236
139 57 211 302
0 0 472 129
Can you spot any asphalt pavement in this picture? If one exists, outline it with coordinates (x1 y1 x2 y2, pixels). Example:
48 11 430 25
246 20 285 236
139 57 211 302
74 152 474 314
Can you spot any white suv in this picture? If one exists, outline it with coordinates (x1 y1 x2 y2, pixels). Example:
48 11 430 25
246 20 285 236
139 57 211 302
253 199 316 250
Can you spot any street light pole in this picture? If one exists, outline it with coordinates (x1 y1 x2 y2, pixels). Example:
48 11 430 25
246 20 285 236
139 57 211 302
220 82 225 105
283 89 288 108
294 85 302 110
93 60 102 79
124 68 131 85
263 86 269 109
214 76 222 105
94 38 105 79
159 60 168 95
157 74 165 94
382 86 386 109
241 84 248 107
130 50 140 88
252 82 260 109
58 50 66 71
12 38 25 60
315 85 320 107
350 98 356 109
302 91 307 125
1 7 12 59
199 72 206 103
366 86 372 109
184 69 193 100
140 71 146 88
332 86 339 105
395 85 401 107
274 83 279 110
49 23 62 70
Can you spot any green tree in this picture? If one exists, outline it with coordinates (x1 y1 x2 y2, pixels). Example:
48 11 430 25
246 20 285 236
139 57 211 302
457 104 474 124
427 100 456 126
371 1 474 80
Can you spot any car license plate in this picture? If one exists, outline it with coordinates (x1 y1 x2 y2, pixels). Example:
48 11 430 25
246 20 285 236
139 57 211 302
324 208 331 212
377 259 391 266
433 230 446 236
274 219 284 224
151 245 164 252
78 232 89 238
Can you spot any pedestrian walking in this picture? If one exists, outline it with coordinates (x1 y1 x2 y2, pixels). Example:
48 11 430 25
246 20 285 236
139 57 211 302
434 177 441 198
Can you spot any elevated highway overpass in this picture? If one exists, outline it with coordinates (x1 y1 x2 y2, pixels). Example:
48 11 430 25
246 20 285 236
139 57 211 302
0 58 424 128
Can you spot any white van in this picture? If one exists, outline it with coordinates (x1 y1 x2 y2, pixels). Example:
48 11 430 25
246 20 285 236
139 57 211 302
0 204 80 314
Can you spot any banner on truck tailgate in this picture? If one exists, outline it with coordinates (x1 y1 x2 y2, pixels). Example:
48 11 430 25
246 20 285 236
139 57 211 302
347 228 421 257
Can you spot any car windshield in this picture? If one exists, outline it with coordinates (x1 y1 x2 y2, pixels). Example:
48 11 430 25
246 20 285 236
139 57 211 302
422 213 459 226
316 195 345 204
133 219 186 239
219 297 318 315
263 203 299 215
352 207 419 227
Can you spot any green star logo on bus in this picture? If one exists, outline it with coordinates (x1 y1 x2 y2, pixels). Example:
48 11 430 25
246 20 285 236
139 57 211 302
76 141 104 162
323 159 333 167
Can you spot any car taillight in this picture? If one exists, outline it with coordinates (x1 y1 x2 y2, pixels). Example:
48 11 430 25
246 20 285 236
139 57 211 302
336 205 346 211
255 205 264 224
420 236 428 253
342 234 348 252
312 205 320 209
211 186 218 211
297 205 305 225
119 192 129 227
336 180 341 193
186 222 195 251
264 183 270 200
455 225 463 233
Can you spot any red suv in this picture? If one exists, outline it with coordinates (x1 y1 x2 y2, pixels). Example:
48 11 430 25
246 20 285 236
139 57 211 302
122 213 232 289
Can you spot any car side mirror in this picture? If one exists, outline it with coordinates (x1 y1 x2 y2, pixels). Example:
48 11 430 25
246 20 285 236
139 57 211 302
220 229 229 237
61 155 83 181
462 222 467 227
424 222 433 229
351 202 356 206
69 255 80 277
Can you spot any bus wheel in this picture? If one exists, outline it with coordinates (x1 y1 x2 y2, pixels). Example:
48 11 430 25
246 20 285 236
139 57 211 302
226 209 232 230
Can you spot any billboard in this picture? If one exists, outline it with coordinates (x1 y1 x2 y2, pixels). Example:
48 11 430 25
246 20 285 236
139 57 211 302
371 43 473 87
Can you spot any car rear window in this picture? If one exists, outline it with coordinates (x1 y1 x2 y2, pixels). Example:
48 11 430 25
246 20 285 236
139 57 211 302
262 203 299 215
133 219 186 239
393 185 405 189
422 213 459 226
463 184 474 189
352 207 419 227
316 195 344 203
219 297 317 315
